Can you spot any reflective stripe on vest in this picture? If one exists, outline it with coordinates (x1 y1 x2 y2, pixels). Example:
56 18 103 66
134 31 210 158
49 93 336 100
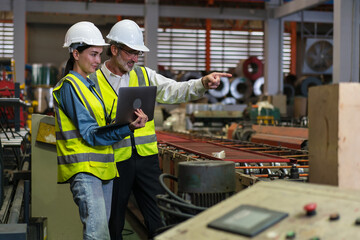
133 66 146 86
57 152 114 165
55 129 81 140
113 134 157 150
52 73 117 183
91 66 159 162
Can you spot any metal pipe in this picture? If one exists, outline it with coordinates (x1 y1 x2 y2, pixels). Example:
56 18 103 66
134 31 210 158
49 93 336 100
24 180 30 224
14 82 20 132
261 150 290 153
205 19 211 72
282 155 308 158
236 165 308 169
0 185 14 223
8 179 24 223
290 21 297 75
254 173 308 178
7 160 29 223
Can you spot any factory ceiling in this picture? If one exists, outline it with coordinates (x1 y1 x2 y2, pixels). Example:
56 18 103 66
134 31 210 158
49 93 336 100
0 0 334 33
28 0 334 12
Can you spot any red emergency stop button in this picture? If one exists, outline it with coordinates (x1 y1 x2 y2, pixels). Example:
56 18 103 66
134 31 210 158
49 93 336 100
304 203 317 216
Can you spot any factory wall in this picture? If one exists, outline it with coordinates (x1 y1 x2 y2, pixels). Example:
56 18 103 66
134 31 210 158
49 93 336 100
27 22 111 78
27 23 68 69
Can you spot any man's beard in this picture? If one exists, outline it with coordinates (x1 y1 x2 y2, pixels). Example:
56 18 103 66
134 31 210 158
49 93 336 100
117 55 134 73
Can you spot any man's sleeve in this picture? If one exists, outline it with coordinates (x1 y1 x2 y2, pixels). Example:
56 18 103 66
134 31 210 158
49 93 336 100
145 67 207 104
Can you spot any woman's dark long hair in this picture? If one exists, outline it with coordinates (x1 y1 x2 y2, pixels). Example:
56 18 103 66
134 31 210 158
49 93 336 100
62 44 91 77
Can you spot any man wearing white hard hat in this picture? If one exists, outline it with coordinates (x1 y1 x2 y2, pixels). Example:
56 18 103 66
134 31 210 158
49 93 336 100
88 19 231 240
53 21 148 239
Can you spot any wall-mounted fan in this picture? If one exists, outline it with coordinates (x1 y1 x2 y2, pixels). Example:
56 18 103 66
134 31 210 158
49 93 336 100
302 38 333 75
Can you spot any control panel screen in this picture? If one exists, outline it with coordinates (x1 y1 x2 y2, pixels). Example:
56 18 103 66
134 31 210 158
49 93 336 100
208 205 288 237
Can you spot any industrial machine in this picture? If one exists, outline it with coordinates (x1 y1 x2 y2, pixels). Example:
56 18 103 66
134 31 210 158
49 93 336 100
177 161 235 207
0 87 35 238
156 161 235 232
0 63 56 239
157 131 308 190
156 181 360 240
29 63 58 114
248 103 281 125
229 123 308 150
184 103 246 134
153 125 311 237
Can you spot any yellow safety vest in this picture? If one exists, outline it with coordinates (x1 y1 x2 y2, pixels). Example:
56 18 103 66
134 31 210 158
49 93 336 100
89 66 158 162
53 73 117 183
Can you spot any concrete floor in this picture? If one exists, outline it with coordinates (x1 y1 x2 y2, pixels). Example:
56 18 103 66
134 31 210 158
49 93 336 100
123 210 148 240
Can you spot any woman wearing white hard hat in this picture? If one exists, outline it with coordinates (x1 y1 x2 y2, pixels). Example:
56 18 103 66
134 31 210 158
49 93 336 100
52 21 148 240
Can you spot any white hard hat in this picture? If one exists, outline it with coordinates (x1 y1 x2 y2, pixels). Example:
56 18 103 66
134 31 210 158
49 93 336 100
63 21 109 48
106 19 149 52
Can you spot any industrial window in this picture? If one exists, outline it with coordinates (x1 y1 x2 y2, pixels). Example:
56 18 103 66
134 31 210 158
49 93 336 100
0 22 14 58
139 28 291 74
158 28 206 72
210 29 264 72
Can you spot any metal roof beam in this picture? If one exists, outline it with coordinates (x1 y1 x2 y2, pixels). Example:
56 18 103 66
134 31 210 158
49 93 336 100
0 0 333 24
25 1 266 20
22 1 267 20
0 0 11 11
273 0 329 19
283 11 333 23
160 5 266 20
26 1 143 16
